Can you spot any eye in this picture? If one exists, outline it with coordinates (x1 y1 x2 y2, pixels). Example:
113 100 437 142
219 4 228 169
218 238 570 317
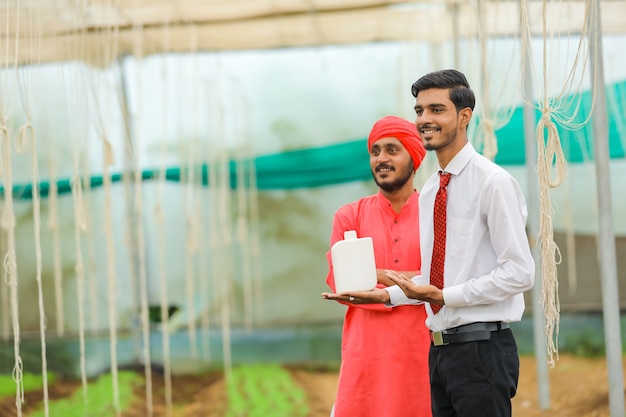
415 109 423 116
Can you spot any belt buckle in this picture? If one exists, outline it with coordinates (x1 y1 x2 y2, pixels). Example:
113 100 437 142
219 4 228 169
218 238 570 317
432 331 447 346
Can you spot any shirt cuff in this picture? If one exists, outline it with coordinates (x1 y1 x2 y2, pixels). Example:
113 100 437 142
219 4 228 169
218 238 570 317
385 285 407 306
384 279 423 307
442 284 465 308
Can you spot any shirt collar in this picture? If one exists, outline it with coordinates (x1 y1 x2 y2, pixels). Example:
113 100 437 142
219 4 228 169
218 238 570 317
438 141 475 176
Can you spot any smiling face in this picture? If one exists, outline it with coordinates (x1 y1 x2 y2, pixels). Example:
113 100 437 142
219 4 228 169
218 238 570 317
413 88 472 162
369 137 414 192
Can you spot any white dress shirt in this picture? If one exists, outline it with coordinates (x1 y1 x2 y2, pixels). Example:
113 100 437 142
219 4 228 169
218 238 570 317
386 142 535 332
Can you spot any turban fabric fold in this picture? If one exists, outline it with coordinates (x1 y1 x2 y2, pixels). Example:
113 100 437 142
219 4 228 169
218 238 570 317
367 116 426 172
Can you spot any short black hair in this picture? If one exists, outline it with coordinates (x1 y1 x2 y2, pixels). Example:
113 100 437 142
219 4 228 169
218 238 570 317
411 69 476 112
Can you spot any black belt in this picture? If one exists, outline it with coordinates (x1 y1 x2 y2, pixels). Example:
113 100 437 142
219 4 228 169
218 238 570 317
430 322 509 346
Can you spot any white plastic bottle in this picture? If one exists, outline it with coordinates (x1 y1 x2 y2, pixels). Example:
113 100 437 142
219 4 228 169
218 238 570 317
331 230 377 293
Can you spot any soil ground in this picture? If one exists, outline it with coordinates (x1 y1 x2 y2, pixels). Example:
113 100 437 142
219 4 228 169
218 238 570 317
0 354 622 416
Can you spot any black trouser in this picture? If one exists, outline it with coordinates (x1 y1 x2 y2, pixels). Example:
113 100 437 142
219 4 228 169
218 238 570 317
428 327 519 417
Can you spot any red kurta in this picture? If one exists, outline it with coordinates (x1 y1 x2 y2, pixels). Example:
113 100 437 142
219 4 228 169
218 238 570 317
326 191 431 417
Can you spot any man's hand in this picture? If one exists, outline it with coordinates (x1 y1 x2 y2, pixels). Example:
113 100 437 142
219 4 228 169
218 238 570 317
376 268 418 287
385 270 444 305
321 287 390 304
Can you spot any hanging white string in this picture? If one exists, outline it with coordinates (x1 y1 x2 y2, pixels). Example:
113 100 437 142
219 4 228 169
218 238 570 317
520 0 596 367
535 106 566 367
66 9 100 344
0 17 13 372
232 80 254 330
535 0 591 366
217 149 234 384
545 0 595 133
200 80 220 362
206 149 226 368
153 142 173 414
563 188 577 296
68 3 95 408
100 132 121 417
248 149 263 322
183 25 200 359
206 58 234 382
69 166 90 407
464 0 520 161
195 70 212 359
198 178 211 360
153 22 174 417
103 19 123 417
129 24 154 417
0 210 8 342
223 52 262 345
538 35 565 366
23 123 52 417
2 127 23 417
5 0 28 414
47 156 65 336
475 0 498 161
82 7 122 414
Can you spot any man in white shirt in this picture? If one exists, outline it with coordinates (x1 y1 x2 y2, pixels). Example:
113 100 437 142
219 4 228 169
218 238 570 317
322 69 535 417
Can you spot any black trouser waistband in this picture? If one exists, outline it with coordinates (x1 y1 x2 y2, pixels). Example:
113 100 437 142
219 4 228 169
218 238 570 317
430 322 510 346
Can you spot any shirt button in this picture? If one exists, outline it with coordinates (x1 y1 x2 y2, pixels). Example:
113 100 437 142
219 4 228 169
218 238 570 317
394 238 399 242
394 259 399 263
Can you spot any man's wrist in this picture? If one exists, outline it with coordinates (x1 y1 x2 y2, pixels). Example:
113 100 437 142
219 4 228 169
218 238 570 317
382 288 392 305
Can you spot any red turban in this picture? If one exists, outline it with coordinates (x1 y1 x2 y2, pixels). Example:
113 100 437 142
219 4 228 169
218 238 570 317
367 116 426 172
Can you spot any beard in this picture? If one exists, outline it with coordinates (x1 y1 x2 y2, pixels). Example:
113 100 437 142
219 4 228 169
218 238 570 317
423 125 458 151
372 160 414 192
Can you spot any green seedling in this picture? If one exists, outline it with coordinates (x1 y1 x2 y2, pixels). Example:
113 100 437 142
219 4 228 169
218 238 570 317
0 372 56 399
224 363 309 417
29 371 141 417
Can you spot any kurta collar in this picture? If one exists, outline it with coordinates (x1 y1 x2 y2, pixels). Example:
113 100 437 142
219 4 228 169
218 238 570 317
375 189 418 209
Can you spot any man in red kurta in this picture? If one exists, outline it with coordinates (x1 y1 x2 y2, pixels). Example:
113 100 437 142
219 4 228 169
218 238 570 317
326 116 431 417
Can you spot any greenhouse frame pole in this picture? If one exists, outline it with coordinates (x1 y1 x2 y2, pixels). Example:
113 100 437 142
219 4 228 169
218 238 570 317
588 1 625 415
520 14 550 407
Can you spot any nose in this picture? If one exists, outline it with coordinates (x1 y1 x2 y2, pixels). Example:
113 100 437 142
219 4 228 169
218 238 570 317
375 150 391 163
416 110 431 125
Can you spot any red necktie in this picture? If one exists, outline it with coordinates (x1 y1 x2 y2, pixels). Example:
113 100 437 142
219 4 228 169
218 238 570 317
430 172 451 314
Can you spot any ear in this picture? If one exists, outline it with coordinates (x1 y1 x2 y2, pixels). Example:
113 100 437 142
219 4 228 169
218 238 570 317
458 107 473 129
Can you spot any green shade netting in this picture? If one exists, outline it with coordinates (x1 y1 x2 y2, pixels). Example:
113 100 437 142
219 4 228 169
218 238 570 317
493 81 625 164
2 80 624 200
